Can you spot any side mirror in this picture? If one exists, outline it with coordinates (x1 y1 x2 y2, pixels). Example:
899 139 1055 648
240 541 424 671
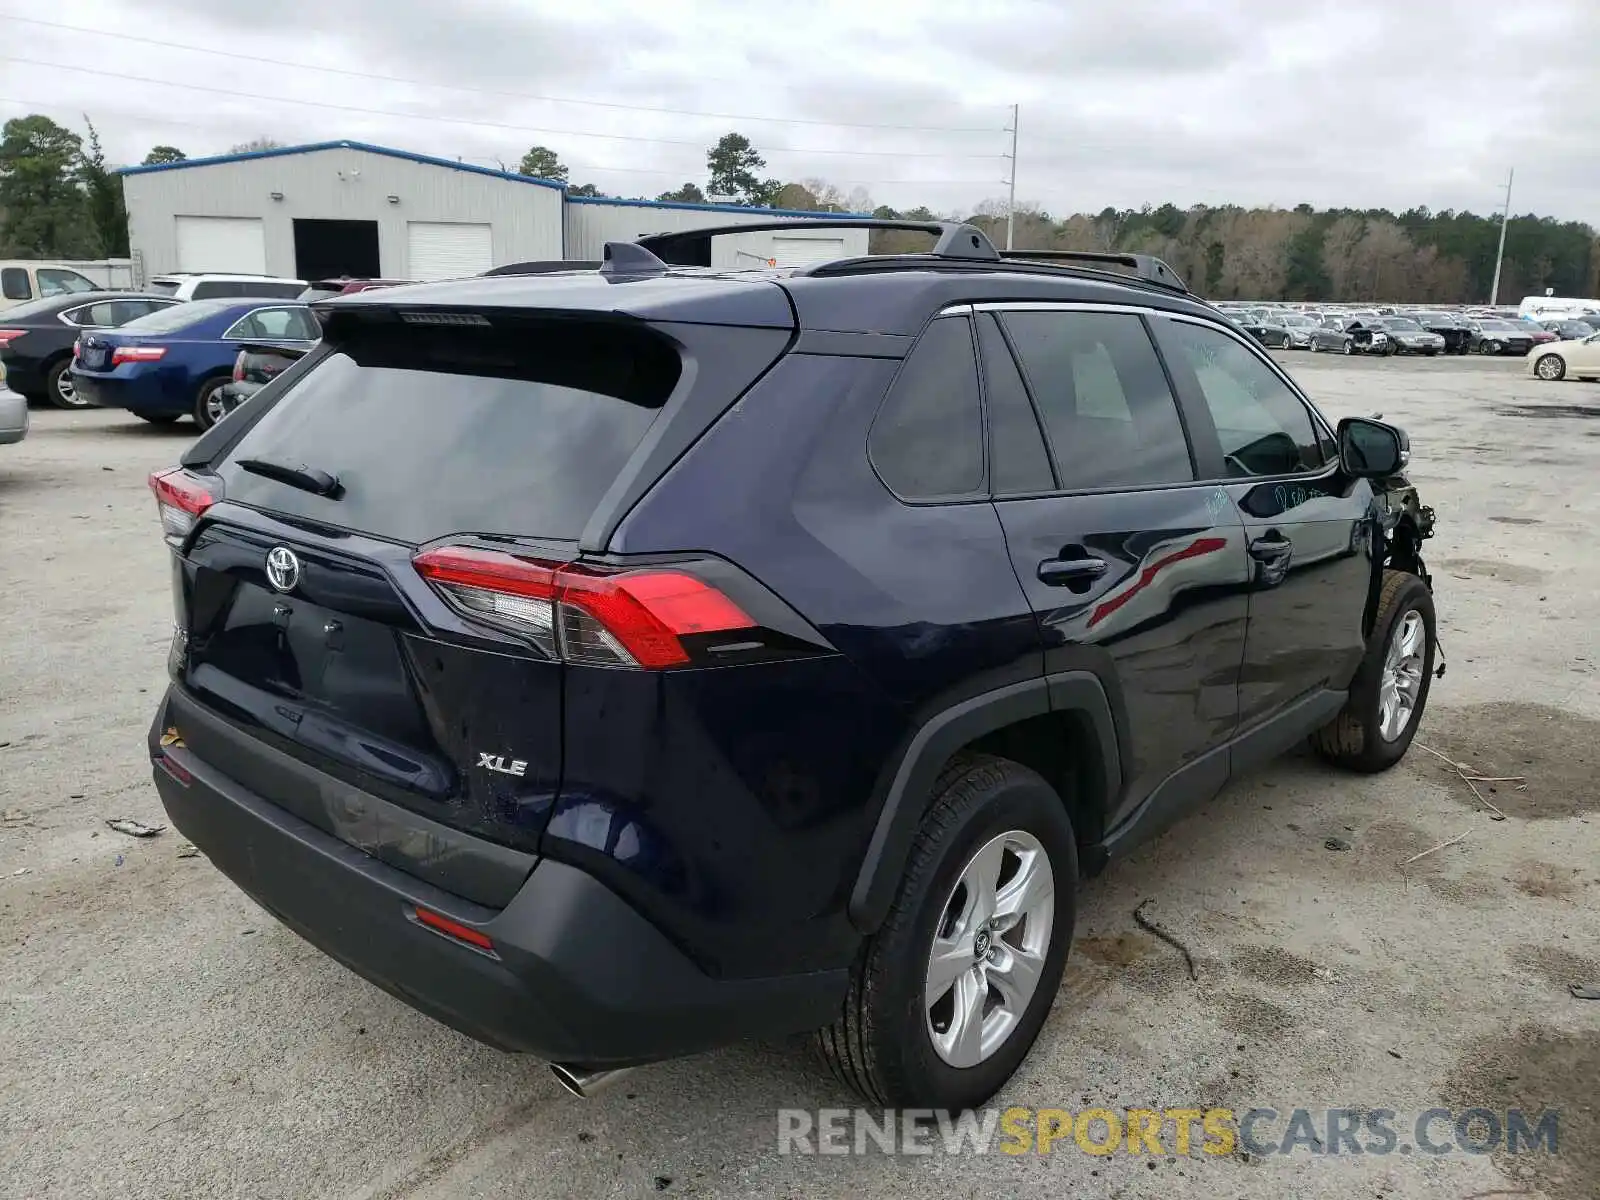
1338 417 1404 478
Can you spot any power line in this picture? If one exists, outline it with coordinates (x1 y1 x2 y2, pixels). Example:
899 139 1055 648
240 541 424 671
0 96 1007 191
0 14 1006 136
1 57 1006 160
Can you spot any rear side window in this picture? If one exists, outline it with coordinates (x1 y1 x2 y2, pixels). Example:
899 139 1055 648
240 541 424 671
1002 310 1194 490
2 268 30 301
192 281 237 299
976 314 1053 494
869 316 984 499
218 319 681 543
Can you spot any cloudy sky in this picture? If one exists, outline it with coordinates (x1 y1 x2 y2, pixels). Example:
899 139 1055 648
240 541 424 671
2 0 1595 223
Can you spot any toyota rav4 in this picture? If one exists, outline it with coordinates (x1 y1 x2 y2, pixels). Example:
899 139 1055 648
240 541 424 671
146 221 1438 1112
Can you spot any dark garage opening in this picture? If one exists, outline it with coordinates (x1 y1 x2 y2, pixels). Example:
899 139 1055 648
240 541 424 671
293 219 380 282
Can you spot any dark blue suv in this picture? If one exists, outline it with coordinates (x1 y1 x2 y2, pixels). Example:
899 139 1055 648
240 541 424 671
145 222 1438 1111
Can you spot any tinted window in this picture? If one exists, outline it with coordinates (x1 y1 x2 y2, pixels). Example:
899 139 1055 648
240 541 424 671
1002 310 1193 490
252 281 306 299
191 281 237 299
1168 321 1329 477
2 268 31 300
869 317 984 499
149 280 180 296
219 319 680 543
977 314 1053 495
37 268 96 296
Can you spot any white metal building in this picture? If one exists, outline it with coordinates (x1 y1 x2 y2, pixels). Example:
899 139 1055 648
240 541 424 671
564 196 869 267
119 141 870 285
119 141 565 284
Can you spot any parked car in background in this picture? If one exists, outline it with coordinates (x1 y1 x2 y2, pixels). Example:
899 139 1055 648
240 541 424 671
148 274 307 302
1308 316 1355 353
219 342 311 416
72 299 321 429
1231 310 1293 348
0 292 183 408
1465 318 1535 356
0 261 102 311
297 277 413 301
0 359 27 446
1518 295 1600 323
1372 317 1446 356
1528 331 1600 382
1409 312 1473 354
1541 319 1600 341
1514 319 1559 347
1275 313 1321 348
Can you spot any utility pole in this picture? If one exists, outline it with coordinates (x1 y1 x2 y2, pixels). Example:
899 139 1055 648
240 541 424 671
1004 104 1019 251
1489 167 1514 306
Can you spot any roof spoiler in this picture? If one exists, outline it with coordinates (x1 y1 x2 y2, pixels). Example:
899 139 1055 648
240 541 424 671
481 260 603 277
996 249 1188 294
634 219 1001 266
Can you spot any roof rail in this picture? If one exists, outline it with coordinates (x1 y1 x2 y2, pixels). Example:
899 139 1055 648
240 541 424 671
634 219 999 266
482 259 602 276
997 249 1188 294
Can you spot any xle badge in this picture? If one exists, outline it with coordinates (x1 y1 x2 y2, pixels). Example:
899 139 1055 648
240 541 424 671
477 753 528 778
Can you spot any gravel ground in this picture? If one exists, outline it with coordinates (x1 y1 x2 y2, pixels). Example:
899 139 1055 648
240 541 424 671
2 354 1598 1200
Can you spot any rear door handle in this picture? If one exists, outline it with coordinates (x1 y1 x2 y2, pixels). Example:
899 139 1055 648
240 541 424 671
1037 556 1109 585
1248 533 1293 561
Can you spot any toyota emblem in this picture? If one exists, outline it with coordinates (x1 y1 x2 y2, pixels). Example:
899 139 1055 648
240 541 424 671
265 546 301 593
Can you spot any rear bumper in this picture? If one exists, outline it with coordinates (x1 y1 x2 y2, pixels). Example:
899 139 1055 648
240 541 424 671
0 387 28 443
147 694 846 1066
72 370 181 415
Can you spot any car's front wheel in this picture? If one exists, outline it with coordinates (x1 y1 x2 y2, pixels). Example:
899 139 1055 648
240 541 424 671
46 358 90 410
1534 353 1567 381
1312 570 1436 772
816 755 1076 1110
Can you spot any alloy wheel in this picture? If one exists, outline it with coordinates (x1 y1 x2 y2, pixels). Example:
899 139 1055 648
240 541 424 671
925 830 1055 1068
1378 610 1426 742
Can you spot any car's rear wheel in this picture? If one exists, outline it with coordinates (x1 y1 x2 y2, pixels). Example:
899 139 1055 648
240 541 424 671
815 754 1076 1110
192 376 231 430
45 358 90 410
1312 570 1435 773
1535 353 1567 381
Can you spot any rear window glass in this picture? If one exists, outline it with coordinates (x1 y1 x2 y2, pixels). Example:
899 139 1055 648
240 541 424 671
218 319 681 543
149 279 180 295
120 299 235 333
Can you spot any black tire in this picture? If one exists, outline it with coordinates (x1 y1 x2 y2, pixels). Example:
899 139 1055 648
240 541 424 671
192 375 231 431
1342 339 1355 355
1476 339 1497 355
1311 570 1436 773
815 755 1077 1110
1425 349 1438 357
45 357 90 410
1383 340 1399 356
136 413 181 425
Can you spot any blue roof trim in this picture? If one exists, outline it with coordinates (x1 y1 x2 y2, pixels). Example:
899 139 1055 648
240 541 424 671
566 194 874 219
116 140 566 190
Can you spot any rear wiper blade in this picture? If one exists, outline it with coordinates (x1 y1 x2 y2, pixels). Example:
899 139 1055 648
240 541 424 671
235 457 343 499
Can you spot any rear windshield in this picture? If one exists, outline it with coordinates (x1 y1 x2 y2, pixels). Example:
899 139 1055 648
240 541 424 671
217 318 681 544
120 299 236 333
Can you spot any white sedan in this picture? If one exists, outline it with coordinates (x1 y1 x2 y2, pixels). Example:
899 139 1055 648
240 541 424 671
1528 332 1600 382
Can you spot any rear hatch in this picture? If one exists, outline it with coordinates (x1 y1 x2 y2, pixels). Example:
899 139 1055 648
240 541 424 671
161 292 793 888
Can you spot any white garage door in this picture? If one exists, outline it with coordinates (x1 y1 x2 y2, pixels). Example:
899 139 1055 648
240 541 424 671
406 222 493 281
770 236 847 267
175 216 266 274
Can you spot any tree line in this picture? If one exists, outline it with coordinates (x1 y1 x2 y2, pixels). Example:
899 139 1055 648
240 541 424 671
4 114 1593 303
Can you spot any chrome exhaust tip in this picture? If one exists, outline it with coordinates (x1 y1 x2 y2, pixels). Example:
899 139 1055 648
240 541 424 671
550 1063 634 1099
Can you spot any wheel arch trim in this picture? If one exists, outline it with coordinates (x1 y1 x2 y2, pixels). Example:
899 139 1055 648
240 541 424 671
846 671 1120 933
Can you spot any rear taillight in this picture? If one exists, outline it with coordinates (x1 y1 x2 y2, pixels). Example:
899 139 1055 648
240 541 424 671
148 468 216 544
232 351 246 383
112 345 166 365
413 545 755 669
0 329 26 347
72 338 81 360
